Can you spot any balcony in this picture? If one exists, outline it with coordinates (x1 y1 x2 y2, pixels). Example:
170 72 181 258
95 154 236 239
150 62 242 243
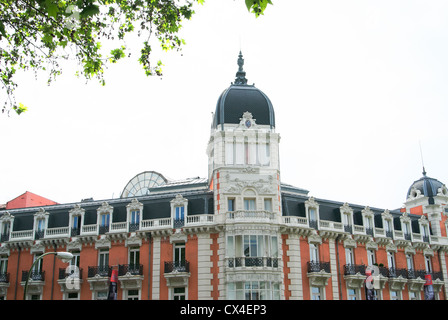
164 260 190 287
307 261 331 286
22 270 45 282
87 265 112 292
0 272 9 297
343 264 366 289
118 264 143 276
0 272 10 283
87 265 112 278
21 270 45 298
387 267 408 291
226 257 279 268
118 264 144 290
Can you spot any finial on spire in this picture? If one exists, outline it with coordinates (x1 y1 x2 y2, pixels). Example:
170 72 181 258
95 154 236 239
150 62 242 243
234 51 248 85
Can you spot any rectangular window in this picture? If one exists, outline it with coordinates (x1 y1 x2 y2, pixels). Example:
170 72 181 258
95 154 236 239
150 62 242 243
228 198 235 212
406 254 414 270
367 250 376 267
100 214 110 226
345 248 354 265
387 252 395 269
72 216 81 230
425 256 433 273
225 142 234 165
130 210 140 225
98 249 109 275
244 199 256 211
390 290 400 300
175 207 185 220
310 243 319 262
127 289 140 300
348 288 358 300
311 286 322 300
129 247 140 267
173 287 186 300
226 281 280 300
0 256 7 273
264 199 272 212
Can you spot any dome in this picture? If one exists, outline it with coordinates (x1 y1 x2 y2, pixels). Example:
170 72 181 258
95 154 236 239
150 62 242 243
407 168 447 202
212 52 275 130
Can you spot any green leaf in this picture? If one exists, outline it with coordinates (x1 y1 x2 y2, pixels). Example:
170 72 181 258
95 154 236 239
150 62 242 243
45 0 59 17
80 4 100 18
0 21 6 38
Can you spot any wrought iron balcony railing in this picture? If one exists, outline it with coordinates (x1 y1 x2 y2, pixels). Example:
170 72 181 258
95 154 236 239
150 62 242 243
227 257 279 268
164 260 189 273
307 261 331 273
21 270 45 282
118 264 143 276
344 264 366 275
0 272 10 283
87 265 112 278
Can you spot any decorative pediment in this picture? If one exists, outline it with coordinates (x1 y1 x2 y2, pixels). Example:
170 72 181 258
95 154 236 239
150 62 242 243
340 203 353 215
67 238 82 251
34 208 49 219
222 178 275 195
239 111 257 129
385 242 397 253
400 212 411 223
30 241 45 254
305 197 319 209
361 206 374 219
0 211 14 222
69 204 85 217
307 231 322 245
343 237 357 249
127 198 143 211
365 240 378 251
125 233 142 247
97 202 113 215
171 194 188 207
95 236 111 249
381 209 393 220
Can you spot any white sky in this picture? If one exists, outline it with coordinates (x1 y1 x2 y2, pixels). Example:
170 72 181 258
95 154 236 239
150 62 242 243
1 0 448 211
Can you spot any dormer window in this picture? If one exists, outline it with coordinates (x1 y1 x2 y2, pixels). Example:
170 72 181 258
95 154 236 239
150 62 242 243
400 213 412 241
305 197 320 229
0 211 13 242
33 208 49 240
69 204 85 237
97 202 113 235
419 215 430 243
362 207 375 237
340 203 353 234
170 194 188 229
382 209 394 238
127 199 143 232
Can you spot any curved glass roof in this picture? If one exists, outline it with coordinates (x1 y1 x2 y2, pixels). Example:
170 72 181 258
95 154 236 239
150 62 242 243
121 171 168 198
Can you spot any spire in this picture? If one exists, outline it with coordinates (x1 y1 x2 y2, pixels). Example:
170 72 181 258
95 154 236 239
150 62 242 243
234 51 248 85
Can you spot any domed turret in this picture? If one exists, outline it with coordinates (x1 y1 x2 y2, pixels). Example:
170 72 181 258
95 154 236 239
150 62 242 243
407 168 447 204
212 52 275 130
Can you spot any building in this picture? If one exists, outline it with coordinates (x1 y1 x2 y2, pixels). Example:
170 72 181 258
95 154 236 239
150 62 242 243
1 52 448 300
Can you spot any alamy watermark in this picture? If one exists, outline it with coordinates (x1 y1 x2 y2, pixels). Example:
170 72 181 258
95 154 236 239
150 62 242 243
65 265 81 290
365 265 381 290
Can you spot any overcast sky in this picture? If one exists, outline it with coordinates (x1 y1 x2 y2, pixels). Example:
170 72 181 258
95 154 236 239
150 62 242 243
1 0 448 211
